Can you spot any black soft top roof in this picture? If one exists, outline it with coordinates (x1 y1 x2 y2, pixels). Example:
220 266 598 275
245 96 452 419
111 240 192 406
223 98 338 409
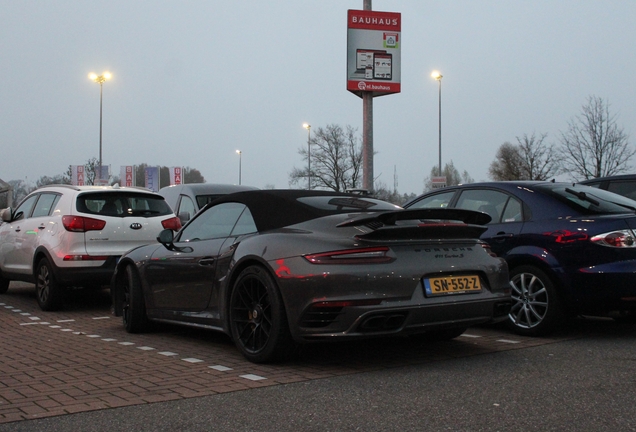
208 189 374 232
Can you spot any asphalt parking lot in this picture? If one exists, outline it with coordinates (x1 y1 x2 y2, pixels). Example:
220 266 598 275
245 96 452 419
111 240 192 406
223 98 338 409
0 282 593 425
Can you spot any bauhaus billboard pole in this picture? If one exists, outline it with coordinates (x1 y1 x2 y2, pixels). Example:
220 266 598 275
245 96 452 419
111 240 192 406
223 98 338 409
347 2 401 191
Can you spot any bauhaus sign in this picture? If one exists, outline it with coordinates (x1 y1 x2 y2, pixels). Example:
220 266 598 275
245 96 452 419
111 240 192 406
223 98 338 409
347 9 401 97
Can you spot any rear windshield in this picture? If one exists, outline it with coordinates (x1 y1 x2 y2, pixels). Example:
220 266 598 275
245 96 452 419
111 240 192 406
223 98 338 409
540 184 636 215
297 196 401 212
196 194 224 209
76 192 173 217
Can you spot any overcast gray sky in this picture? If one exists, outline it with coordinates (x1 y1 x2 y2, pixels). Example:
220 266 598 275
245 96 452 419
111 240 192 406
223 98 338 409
2 1 635 195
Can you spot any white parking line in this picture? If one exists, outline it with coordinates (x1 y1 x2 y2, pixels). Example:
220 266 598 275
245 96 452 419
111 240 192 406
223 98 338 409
158 352 179 357
460 333 481 338
182 358 204 363
119 342 135 346
497 339 520 344
57 319 75 323
240 374 266 381
137 346 155 351
209 365 233 372
92 316 110 320
102 338 117 342
87 335 101 338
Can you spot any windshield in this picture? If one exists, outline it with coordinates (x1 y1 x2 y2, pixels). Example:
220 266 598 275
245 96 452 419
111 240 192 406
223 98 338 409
541 184 636 215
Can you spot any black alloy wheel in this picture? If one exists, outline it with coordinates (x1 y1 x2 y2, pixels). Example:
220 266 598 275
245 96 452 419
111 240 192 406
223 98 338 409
0 274 9 294
122 265 150 333
229 265 294 363
508 265 562 336
35 258 63 311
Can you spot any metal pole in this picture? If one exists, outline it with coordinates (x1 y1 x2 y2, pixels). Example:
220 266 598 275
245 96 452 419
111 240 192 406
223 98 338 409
239 153 242 185
362 0 373 191
438 78 442 176
307 126 311 190
98 82 103 184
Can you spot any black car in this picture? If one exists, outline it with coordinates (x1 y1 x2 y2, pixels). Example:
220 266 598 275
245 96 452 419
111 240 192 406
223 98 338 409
111 190 511 363
405 181 636 336
579 174 636 200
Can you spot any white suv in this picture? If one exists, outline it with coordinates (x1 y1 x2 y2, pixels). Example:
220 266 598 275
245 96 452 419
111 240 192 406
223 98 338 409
0 185 181 311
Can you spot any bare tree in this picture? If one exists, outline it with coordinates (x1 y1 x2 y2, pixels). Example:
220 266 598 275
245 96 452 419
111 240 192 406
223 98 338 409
559 95 634 179
517 133 560 180
489 142 524 180
490 134 561 181
289 124 363 192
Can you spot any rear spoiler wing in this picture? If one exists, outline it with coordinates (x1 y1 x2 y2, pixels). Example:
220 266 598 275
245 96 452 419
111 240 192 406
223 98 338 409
337 208 491 241
337 208 491 228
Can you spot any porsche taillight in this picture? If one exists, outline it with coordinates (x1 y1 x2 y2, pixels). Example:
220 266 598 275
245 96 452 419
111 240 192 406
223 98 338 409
303 247 393 264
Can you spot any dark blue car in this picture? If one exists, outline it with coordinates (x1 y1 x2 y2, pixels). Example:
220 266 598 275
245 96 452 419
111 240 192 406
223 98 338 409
405 181 636 336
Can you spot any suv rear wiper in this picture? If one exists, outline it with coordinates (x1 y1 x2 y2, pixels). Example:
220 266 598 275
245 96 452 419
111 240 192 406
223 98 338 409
565 188 599 206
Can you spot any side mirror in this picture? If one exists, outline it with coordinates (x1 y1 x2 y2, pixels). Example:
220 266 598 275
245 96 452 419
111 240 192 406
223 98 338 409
178 211 191 225
1 207 13 222
157 228 174 246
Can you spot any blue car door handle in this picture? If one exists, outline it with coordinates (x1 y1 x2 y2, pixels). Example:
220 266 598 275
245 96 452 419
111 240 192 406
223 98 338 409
492 232 514 241
199 257 216 266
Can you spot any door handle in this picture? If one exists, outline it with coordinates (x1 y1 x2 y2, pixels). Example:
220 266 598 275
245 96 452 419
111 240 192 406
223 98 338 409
199 257 216 266
38 225 46 230
15 227 21 232
492 232 514 241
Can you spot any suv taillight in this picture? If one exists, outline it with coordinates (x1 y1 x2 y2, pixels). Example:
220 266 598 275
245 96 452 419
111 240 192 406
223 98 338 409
62 215 107 232
161 216 182 231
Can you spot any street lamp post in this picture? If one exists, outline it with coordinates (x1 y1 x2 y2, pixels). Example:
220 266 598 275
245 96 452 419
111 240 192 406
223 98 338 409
431 71 443 176
236 150 242 185
89 71 112 185
303 123 311 189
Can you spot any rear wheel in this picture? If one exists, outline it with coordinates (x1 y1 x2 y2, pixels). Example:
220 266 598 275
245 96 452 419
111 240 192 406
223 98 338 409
35 258 63 311
507 265 562 336
0 274 9 294
229 265 294 363
122 265 150 333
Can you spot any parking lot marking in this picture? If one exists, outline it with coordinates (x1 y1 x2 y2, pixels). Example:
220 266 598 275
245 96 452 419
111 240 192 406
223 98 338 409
11 309 22 312
49 325 62 328
102 338 117 342
497 339 521 344
138 346 155 351
158 352 179 356
19 322 39 326
29 316 40 320
20 312 31 316
119 342 135 346
60 329 73 332
182 358 204 363
57 319 75 322
4 306 13 309
87 334 101 338
209 365 233 372
38 322 51 325
460 333 481 338
240 374 266 381
92 316 110 320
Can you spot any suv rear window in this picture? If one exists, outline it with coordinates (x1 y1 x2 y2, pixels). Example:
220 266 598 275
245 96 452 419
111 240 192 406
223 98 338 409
76 192 173 217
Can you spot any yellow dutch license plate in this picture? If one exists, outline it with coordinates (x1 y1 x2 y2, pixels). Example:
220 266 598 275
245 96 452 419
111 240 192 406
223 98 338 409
424 275 482 296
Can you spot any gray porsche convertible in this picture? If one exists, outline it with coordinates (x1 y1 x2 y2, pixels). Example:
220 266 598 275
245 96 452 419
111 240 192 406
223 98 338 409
111 190 511 363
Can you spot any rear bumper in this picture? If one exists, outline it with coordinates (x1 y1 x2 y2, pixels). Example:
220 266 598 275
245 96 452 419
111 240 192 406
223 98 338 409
53 257 119 286
294 296 512 341
568 260 636 313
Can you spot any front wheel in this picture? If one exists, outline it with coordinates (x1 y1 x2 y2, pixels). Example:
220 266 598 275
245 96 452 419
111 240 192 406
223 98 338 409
0 273 9 294
122 265 150 333
35 258 63 311
229 265 294 363
507 265 562 336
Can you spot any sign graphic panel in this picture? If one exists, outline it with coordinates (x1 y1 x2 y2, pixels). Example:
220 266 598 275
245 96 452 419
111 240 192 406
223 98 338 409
347 9 401 97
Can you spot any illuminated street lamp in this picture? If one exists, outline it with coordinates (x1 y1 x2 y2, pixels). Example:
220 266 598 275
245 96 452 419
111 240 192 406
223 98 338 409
89 71 112 185
236 150 242 185
431 70 443 176
303 123 311 189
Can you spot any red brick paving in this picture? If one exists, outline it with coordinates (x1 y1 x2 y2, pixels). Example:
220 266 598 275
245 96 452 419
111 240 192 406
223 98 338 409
0 282 574 424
